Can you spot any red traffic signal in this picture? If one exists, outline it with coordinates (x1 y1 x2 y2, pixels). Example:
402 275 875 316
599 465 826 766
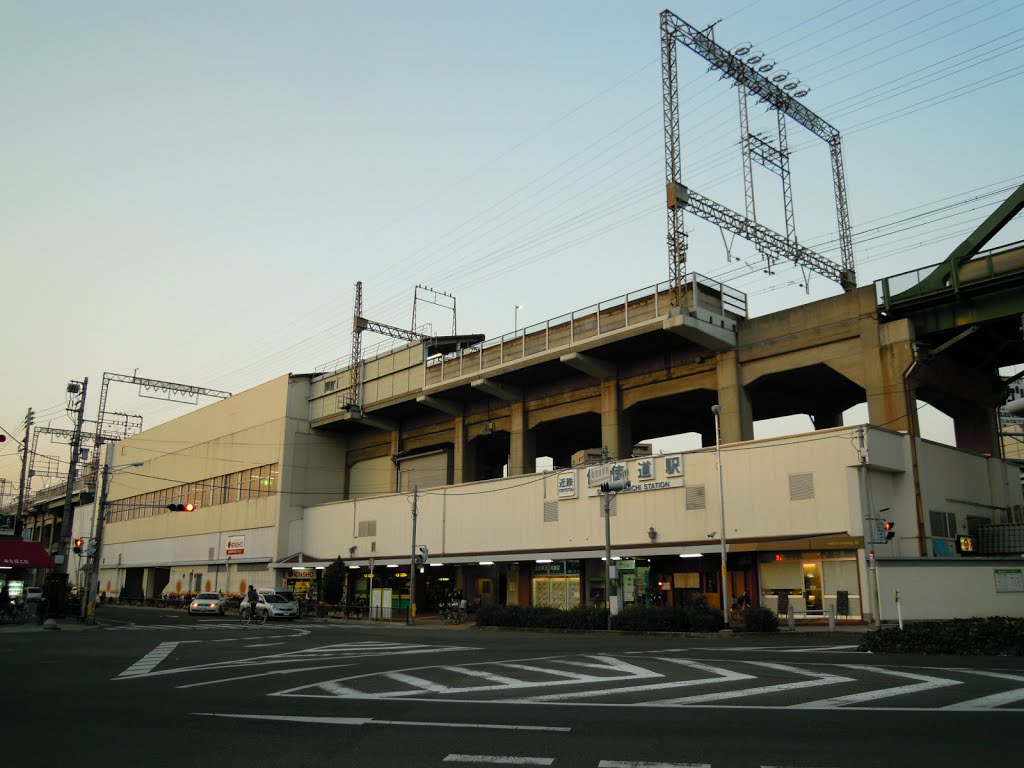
168 502 195 512
884 521 895 541
73 538 84 554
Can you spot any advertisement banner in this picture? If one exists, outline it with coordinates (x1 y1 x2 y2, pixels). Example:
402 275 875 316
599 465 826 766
226 535 245 555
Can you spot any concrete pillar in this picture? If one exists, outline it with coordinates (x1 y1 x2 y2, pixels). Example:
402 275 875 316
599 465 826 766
812 410 843 429
952 403 1001 456
716 350 753 443
600 380 632 459
389 430 401 492
862 314 916 433
453 415 478 483
508 401 536 476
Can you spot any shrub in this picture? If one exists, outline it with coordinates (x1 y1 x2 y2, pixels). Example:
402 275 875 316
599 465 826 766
742 606 779 632
611 606 690 632
686 603 724 632
475 604 607 629
857 617 1024 656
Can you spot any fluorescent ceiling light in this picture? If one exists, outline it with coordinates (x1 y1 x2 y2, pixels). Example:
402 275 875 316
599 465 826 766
479 561 494 566
679 553 703 558
535 559 553 563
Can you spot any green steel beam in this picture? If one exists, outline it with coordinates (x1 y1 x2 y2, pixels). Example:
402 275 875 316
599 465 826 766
893 182 1024 300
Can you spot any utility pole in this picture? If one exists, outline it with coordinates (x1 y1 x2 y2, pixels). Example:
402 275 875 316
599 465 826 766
15 407 33 520
408 486 418 626
83 443 114 623
712 404 731 627
56 378 88 576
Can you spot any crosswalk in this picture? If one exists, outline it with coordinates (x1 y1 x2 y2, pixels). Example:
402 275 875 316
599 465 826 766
276 651 1024 711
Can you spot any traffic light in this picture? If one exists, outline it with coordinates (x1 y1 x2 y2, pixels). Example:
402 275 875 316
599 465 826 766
415 545 429 565
168 502 195 512
87 539 98 556
599 479 630 493
884 521 895 541
73 538 83 554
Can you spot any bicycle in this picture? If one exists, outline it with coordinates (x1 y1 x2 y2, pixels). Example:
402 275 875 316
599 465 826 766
0 603 29 624
239 607 267 626
441 601 466 625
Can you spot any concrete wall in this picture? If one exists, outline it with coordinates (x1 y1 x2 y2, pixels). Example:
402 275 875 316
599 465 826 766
875 558 1024 619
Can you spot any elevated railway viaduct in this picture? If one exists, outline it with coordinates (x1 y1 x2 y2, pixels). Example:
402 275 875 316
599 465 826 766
309 185 1024 498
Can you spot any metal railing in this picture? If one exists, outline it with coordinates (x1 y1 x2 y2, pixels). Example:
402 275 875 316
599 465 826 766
425 275 746 386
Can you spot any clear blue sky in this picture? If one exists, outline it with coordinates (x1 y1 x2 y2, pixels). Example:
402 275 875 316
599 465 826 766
2 1 1022 490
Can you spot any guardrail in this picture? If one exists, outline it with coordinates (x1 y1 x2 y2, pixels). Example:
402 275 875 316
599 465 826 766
425 275 746 386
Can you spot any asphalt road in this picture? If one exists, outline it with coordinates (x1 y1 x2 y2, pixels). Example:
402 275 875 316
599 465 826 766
4 606 1022 767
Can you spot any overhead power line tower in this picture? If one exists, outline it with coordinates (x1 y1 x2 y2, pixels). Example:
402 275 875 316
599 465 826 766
660 9 856 304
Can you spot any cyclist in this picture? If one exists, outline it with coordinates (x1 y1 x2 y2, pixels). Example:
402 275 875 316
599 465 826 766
245 584 260 621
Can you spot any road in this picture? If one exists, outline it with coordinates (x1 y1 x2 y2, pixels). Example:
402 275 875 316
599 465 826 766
4 606 1022 767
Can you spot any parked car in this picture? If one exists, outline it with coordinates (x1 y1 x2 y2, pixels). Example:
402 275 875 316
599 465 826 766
24 587 43 603
240 592 298 621
188 592 226 616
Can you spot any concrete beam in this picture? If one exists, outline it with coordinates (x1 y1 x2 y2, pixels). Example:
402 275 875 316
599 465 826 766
560 352 616 380
663 310 737 352
416 395 463 417
471 378 523 402
344 408 398 432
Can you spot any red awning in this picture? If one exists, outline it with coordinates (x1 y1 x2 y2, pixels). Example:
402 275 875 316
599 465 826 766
0 539 56 569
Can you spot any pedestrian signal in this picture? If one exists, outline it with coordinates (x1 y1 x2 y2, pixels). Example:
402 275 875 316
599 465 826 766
884 521 895 541
168 502 195 512
73 538 84 554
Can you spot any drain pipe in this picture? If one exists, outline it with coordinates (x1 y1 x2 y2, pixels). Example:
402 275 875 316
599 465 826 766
903 349 928 557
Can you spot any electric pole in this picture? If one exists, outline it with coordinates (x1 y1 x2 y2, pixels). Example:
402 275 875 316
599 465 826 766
408 485 418 626
15 407 33 520
56 378 88 576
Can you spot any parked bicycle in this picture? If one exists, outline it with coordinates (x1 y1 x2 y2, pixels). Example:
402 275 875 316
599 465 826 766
239 606 267 626
440 600 467 625
0 602 30 624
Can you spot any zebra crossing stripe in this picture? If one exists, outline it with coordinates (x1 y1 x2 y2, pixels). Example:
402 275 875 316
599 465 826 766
118 641 179 678
942 670 1024 710
790 665 960 708
598 761 709 767
444 756 554 765
652 661 853 705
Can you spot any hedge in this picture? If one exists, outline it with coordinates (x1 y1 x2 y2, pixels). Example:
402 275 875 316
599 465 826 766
857 617 1024 655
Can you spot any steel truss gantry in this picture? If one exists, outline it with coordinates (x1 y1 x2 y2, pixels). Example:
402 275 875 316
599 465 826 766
660 9 856 302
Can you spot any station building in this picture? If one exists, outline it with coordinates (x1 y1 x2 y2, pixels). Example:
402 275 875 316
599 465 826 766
79 278 1023 622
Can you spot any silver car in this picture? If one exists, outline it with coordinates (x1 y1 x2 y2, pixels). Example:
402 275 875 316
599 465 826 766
188 592 226 616
240 592 298 621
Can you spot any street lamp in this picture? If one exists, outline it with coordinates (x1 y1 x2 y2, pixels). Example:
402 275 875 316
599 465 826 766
711 404 731 627
81 443 143 624
514 304 524 334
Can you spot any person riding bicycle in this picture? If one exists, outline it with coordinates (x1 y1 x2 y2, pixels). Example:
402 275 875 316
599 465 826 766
245 585 260 620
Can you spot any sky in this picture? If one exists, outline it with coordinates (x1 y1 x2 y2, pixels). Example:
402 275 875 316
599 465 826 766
2 0 1023 497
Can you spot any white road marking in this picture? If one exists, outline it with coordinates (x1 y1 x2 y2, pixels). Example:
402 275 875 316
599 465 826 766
521 658 753 702
177 664 353 689
118 641 179 678
193 712 569 732
942 670 1024 710
443 756 553 765
790 665 961 709
599 762 709 768
243 643 284 648
653 662 852 705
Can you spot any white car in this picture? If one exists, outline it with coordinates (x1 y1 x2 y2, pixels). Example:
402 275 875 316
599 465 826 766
24 586 44 602
240 592 298 620
188 592 226 616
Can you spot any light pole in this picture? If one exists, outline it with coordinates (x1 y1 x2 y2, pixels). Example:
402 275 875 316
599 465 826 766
82 442 142 624
712 404 731 627
514 304 523 334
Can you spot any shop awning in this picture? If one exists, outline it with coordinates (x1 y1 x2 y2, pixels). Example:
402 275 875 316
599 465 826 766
0 539 56 569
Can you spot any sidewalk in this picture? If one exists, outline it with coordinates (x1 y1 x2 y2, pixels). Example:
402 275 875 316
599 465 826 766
0 615 99 634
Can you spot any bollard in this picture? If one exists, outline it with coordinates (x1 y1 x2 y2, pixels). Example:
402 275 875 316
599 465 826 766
828 605 835 629
787 604 795 631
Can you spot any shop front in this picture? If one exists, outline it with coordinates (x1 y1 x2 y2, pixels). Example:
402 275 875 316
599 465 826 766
533 560 581 609
757 549 862 619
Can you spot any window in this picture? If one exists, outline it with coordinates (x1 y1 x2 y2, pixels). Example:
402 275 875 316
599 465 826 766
357 520 377 537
